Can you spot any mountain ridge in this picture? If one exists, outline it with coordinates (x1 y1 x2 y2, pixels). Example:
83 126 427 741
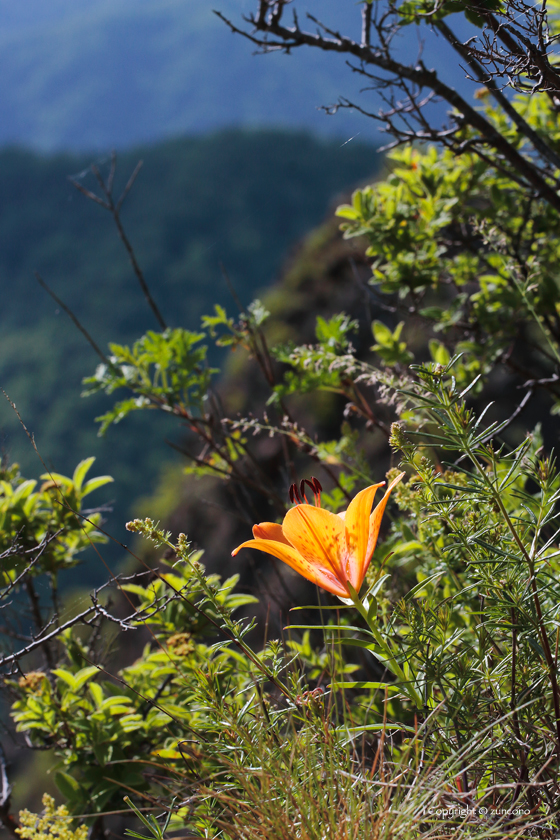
0 0 372 151
0 0 470 151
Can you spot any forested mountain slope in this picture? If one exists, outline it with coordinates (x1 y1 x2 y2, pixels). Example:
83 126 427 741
0 129 378 575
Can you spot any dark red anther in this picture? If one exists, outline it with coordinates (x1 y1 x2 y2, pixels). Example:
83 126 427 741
289 483 303 504
289 478 322 506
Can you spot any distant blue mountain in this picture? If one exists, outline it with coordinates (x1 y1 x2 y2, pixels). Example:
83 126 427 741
0 0 471 151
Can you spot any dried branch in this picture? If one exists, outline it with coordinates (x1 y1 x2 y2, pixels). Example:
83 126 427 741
0 532 63 603
70 153 167 331
436 19 560 173
215 2 560 212
36 273 108 363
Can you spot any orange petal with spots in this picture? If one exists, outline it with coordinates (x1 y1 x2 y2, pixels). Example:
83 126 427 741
364 472 405 575
282 504 346 582
231 538 349 597
343 482 385 589
252 522 292 545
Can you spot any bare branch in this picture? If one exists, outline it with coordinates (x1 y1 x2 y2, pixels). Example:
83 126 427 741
215 2 560 211
70 158 167 331
0 532 63 602
36 273 109 364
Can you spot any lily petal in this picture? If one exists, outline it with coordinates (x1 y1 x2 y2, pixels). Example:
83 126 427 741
232 538 348 597
252 522 292 545
365 471 406 574
282 504 346 582
343 482 385 589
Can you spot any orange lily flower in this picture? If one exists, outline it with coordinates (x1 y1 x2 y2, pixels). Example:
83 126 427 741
232 472 404 598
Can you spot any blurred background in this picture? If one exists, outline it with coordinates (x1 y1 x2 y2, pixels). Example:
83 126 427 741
0 0 468 585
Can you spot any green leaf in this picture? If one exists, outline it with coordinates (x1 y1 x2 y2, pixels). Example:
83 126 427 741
89 682 104 707
82 475 114 496
72 457 96 491
429 340 450 365
330 681 402 692
73 666 100 691
372 320 394 346
52 669 78 692
55 771 82 801
344 723 416 734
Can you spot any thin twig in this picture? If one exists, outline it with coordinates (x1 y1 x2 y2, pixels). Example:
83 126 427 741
35 273 108 363
70 158 167 330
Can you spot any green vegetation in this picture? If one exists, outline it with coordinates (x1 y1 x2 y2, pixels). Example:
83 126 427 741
5 0 560 835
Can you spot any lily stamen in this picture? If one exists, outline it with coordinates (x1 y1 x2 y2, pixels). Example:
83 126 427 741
289 476 322 506
303 477 322 507
289 483 304 504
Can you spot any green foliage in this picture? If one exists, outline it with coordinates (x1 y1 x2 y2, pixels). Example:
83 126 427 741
270 313 358 402
9 0 560 834
336 137 560 385
11 532 259 820
83 329 216 434
371 320 413 366
0 457 110 576
123 796 173 840
202 299 270 350
337 146 470 293
383 366 560 758
397 0 503 26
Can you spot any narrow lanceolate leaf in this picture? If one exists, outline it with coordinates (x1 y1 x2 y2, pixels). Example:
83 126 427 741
82 475 114 496
341 723 417 734
469 537 521 561
72 456 96 490
286 624 369 634
330 681 402 693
